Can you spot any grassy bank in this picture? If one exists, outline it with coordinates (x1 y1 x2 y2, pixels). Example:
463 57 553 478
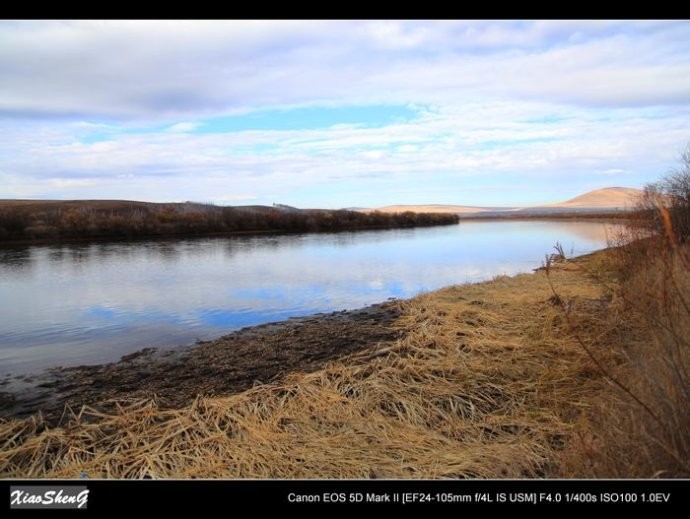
0 249 624 478
557 231 690 476
0 200 459 243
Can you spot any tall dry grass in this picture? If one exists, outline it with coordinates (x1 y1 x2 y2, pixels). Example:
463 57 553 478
0 260 614 478
562 235 690 476
557 148 690 478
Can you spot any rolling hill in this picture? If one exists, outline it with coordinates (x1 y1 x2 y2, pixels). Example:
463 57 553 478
544 187 642 208
366 187 643 216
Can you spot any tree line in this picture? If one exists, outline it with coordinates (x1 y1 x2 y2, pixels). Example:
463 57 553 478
0 201 460 242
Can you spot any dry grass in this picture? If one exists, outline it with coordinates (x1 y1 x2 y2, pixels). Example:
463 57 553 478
0 257 617 479
558 233 690 478
555 151 690 477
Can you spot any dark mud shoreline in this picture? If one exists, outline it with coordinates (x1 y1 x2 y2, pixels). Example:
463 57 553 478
0 302 402 425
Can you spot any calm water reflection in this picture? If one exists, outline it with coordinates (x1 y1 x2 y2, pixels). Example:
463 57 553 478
0 220 623 375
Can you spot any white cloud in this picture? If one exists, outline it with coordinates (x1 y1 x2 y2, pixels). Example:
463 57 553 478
166 122 202 133
1 98 687 206
207 194 258 204
0 21 689 206
0 21 688 120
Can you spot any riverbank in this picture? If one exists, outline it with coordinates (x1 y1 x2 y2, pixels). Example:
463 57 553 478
0 199 459 244
0 248 631 478
0 302 402 424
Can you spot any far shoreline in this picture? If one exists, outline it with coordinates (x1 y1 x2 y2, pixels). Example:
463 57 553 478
0 211 630 248
0 199 460 245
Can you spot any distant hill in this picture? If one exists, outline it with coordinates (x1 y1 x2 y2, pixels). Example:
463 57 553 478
543 187 642 209
0 199 150 209
364 187 643 216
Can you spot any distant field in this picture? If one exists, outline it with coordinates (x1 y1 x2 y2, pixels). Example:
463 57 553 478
370 204 507 214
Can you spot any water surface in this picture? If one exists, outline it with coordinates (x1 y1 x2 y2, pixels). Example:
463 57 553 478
0 220 623 375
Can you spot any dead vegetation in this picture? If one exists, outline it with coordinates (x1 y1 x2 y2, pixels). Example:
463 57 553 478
549 146 690 478
556 201 690 476
0 200 458 242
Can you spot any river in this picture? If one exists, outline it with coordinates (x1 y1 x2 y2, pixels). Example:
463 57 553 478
0 219 624 375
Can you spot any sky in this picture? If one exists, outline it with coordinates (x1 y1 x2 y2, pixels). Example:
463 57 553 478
1 20 689 208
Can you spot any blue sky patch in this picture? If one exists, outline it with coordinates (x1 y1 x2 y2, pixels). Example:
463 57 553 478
193 104 419 133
